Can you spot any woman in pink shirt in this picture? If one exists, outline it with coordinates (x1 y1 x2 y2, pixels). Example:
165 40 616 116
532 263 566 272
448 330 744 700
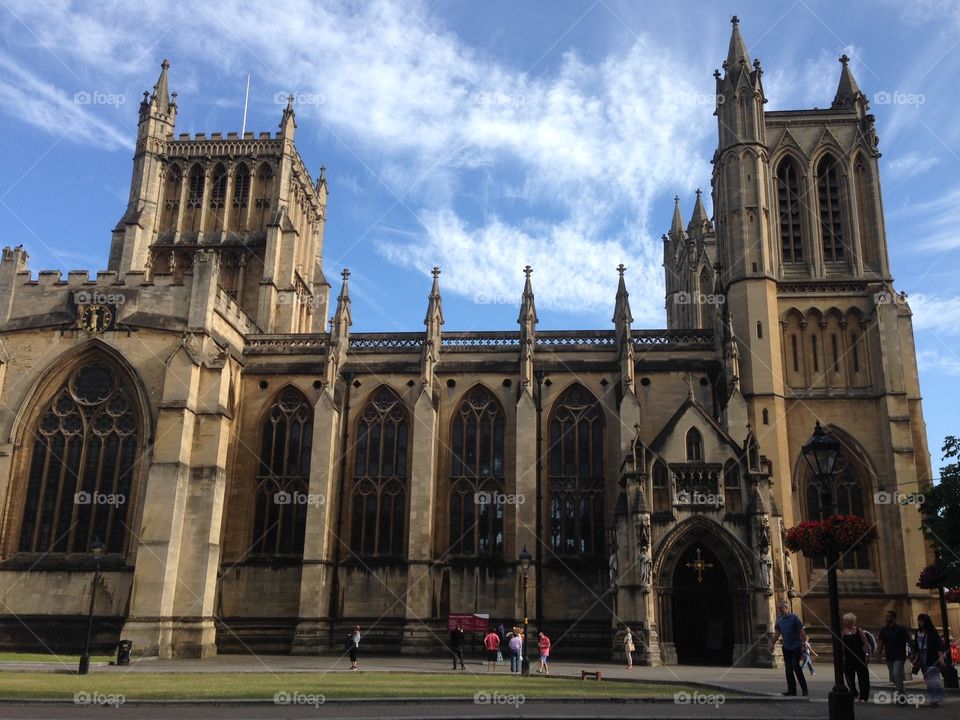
537 631 551 674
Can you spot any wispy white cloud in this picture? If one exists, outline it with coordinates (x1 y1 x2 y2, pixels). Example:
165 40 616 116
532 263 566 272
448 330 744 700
889 186 960 251
911 294 960 336
917 347 960 376
884 152 940 181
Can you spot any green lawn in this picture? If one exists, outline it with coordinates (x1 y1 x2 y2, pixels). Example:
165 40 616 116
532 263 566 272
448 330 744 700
0 652 113 664
0 671 701 701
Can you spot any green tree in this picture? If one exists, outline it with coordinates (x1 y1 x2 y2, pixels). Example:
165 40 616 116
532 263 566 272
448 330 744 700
920 436 960 587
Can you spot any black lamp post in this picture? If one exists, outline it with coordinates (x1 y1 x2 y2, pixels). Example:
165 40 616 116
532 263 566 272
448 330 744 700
933 554 959 688
519 545 532 677
78 537 105 676
801 422 854 720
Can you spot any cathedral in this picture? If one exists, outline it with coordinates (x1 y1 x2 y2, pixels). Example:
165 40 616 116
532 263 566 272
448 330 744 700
0 18 937 665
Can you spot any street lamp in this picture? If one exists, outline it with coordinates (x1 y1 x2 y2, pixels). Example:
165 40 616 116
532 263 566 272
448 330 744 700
79 537 105 676
934 554 960 688
801 422 854 720
519 545 532 677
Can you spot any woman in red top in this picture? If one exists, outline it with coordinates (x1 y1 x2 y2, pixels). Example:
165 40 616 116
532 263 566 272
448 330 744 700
537 632 551 674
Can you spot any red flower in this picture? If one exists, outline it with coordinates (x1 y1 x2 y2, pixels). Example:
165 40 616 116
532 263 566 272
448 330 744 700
946 588 960 604
917 562 948 590
785 515 878 557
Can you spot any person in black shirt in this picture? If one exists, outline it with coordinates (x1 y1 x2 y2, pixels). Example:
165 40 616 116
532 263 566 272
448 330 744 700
876 610 911 703
450 623 465 670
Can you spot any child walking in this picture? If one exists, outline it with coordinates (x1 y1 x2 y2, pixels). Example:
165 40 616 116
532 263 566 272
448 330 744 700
800 634 818 676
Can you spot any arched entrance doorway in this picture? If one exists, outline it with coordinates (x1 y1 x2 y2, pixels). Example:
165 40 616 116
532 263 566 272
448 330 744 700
671 543 733 665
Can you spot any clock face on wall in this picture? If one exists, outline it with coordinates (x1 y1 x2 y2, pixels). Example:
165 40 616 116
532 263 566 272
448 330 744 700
77 304 114 333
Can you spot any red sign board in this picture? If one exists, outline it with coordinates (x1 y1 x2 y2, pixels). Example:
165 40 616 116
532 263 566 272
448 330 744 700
448 613 489 632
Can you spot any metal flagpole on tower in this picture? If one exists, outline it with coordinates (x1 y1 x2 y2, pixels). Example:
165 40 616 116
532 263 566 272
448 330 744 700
241 73 251 135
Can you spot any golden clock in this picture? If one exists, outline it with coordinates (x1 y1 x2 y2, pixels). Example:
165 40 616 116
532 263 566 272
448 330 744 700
78 304 113 333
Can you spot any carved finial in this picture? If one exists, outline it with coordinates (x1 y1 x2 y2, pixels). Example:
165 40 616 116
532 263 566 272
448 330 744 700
617 263 626 278
714 69 722 79
523 264 532 278
839 54 849 66
342 268 350 281
286 94 294 105
695 188 702 198
161 59 170 70
674 195 680 204
432 266 441 279
731 15 739 25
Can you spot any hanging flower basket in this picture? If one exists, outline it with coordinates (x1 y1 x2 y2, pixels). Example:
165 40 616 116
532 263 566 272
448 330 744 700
945 588 960 604
784 515 878 557
917 561 948 590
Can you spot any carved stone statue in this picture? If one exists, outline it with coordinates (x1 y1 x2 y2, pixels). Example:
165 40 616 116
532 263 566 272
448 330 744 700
758 547 773 591
608 529 619 589
784 552 796 593
639 545 652 590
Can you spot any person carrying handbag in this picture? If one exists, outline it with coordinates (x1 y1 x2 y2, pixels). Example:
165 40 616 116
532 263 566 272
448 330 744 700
913 613 946 708
623 627 636 670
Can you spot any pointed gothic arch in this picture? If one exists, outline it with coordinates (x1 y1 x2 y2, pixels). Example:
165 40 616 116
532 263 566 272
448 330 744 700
4 343 150 558
447 384 506 557
547 382 605 557
249 384 313 557
348 385 409 557
816 154 846 262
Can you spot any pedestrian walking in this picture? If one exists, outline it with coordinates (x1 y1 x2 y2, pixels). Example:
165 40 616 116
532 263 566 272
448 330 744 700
346 625 361 671
450 623 465 670
840 613 870 702
508 631 523 673
537 631 551 674
913 613 946 708
623 626 635 669
769 601 808 696
483 627 500 672
800 632 818 675
876 610 911 703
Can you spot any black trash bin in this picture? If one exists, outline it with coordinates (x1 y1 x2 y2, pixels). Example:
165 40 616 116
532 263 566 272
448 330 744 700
116 640 132 666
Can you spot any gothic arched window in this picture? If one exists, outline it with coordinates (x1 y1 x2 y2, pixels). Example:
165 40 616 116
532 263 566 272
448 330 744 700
251 387 313 556
182 164 205 233
723 460 742 513
350 387 408 557
159 165 182 232
776 159 804 263
206 163 228 233
548 384 604 556
685 428 703 462
448 386 505 557
804 470 871 570
18 361 140 555
252 163 274 232
652 460 671 513
230 163 251 230
817 156 846 262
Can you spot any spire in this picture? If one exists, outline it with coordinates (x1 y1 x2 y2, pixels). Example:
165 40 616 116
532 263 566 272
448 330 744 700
613 263 633 327
688 189 709 233
424 266 444 327
832 54 867 113
280 95 296 139
518 264 538 326
669 195 684 241
333 268 352 331
724 16 751 74
150 59 173 115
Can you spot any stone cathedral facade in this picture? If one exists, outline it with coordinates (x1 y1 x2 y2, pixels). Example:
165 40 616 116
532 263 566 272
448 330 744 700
0 19 937 665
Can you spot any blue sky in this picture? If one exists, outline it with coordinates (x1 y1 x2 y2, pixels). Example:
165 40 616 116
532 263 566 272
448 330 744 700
0 0 957 472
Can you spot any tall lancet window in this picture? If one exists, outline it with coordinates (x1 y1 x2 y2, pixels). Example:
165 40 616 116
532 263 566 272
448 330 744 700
685 428 703 462
206 163 227 233
159 165 182 232
230 163 250 231
252 163 274 232
18 361 140 555
548 384 605 556
183 164 204 233
448 386 505 557
817 156 846 262
776 159 804 263
251 387 313 556
350 387 409 557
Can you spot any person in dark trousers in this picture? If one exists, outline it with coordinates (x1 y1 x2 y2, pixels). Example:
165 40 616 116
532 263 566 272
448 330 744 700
840 612 871 702
347 625 361 671
876 610 911 703
770 601 808 696
483 627 501 672
914 613 946 708
450 623 465 670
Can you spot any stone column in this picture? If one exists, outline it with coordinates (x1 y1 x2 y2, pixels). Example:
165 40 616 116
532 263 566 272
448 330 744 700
401 386 439 652
514 388 538 622
291 387 343 653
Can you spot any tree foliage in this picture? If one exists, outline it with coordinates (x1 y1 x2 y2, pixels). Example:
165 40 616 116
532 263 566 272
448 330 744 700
920 436 960 586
